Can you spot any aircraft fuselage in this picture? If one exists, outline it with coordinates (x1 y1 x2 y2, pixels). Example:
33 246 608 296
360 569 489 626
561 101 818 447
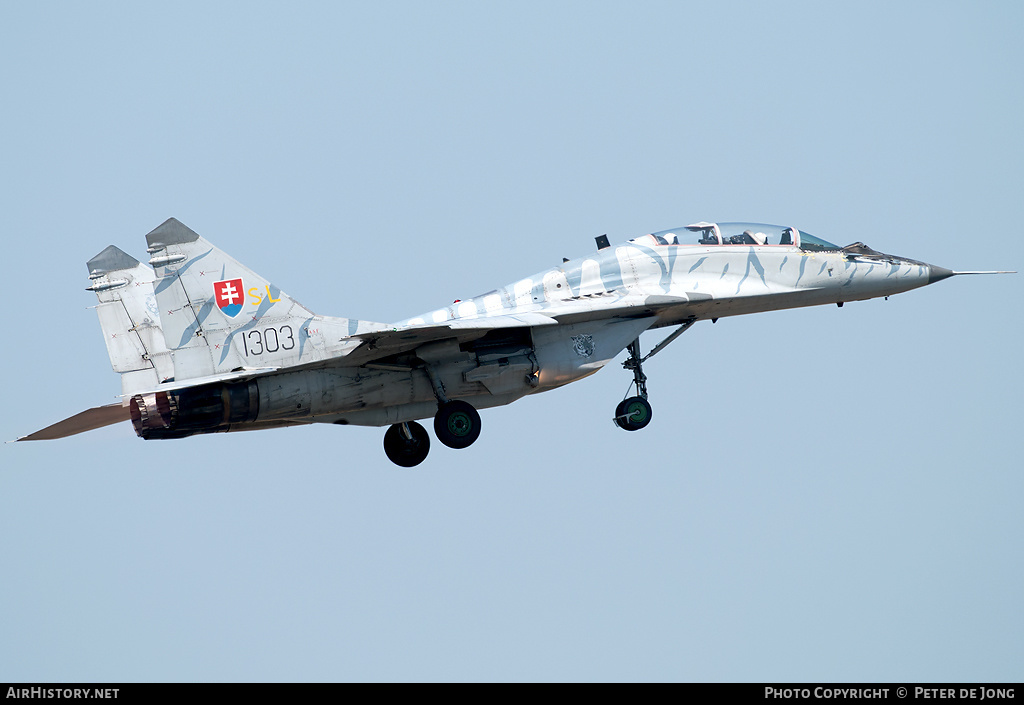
28 219 996 468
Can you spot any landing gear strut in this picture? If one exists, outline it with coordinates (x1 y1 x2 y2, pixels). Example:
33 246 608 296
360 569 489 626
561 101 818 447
383 421 431 467
424 362 483 450
615 339 653 431
614 318 697 431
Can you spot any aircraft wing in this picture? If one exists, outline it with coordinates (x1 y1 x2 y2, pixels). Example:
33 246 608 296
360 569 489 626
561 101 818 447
339 312 559 364
445 312 559 329
544 293 705 325
16 403 131 441
330 297 700 368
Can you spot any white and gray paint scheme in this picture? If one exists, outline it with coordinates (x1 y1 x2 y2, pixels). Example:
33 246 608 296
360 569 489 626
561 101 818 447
20 218 1010 466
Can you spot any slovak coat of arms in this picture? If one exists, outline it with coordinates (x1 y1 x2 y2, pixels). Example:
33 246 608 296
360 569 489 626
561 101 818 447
213 278 244 318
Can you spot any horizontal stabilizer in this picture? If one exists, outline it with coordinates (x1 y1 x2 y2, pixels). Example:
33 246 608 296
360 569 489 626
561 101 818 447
16 404 130 441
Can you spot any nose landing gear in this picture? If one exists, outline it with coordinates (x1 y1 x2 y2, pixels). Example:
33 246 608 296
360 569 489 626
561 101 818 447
613 318 697 431
615 339 653 431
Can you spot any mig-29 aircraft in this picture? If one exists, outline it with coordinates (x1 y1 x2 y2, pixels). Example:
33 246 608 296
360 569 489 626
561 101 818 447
19 218 1011 466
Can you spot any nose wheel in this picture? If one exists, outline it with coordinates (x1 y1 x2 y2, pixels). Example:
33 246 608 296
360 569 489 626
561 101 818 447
614 396 652 431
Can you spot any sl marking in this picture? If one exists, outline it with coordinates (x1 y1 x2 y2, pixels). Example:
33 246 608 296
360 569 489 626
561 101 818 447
246 285 284 306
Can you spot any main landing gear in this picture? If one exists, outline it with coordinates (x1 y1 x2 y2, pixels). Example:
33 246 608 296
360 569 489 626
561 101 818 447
434 400 482 449
383 400 483 467
383 421 431 467
614 318 697 432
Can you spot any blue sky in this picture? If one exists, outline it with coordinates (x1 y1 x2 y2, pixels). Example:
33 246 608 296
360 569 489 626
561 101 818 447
2 1 1022 681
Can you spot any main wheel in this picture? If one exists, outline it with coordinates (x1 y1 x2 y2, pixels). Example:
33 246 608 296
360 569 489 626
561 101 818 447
434 400 482 449
383 421 431 467
614 396 652 431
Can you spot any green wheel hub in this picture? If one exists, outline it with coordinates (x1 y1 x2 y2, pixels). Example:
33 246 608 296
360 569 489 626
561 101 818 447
626 401 649 423
447 412 473 437
614 396 652 431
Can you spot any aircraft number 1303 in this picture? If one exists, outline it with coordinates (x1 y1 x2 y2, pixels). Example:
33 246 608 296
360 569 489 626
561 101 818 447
240 325 295 357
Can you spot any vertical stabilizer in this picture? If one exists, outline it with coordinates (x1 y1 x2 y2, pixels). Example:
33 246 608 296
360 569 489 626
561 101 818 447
144 218 386 381
86 245 174 397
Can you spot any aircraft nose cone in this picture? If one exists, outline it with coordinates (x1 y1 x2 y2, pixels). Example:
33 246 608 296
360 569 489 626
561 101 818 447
928 264 955 284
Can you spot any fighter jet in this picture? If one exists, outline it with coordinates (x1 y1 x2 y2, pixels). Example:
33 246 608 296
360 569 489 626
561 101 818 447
19 218 1012 466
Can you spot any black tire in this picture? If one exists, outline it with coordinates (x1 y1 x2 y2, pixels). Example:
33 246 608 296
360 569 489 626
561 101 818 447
383 421 431 467
614 396 652 431
433 400 482 449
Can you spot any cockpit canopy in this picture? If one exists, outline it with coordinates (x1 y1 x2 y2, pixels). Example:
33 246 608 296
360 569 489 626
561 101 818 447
637 222 841 252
